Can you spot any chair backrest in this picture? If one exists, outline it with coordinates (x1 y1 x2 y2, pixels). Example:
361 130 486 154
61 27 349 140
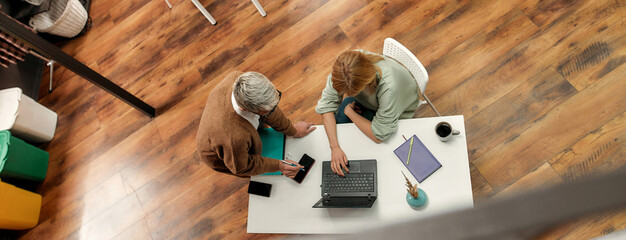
382 38 429 95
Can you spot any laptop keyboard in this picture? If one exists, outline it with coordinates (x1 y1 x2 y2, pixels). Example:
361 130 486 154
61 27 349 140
324 173 375 193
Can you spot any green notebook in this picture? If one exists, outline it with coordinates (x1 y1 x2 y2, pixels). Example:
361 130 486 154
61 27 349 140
259 128 285 175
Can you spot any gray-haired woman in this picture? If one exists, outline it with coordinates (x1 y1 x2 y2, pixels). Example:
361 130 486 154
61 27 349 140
197 71 315 178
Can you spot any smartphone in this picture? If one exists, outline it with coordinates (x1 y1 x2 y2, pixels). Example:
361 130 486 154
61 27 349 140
248 181 272 197
293 154 315 184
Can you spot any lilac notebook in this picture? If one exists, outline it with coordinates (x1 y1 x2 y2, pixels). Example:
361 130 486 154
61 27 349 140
393 135 441 183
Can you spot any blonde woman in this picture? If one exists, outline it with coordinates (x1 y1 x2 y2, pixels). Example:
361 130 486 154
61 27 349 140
315 50 420 176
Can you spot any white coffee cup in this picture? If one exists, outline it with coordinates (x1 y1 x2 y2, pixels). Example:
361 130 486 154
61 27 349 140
435 121 460 142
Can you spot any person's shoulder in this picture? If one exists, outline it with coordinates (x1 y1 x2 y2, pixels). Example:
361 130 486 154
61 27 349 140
207 120 251 143
375 58 395 78
224 71 244 84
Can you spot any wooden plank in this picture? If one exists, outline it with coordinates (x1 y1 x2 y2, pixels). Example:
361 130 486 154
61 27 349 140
112 218 153 240
415 0 623 119
517 0 579 28
38 64 97 105
41 107 152 184
555 23 626 91
63 0 154 57
535 208 626 240
152 81 213 141
264 26 352 91
134 152 213 214
494 162 564 199
95 0 330 127
65 193 145 240
339 0 417 45
470 162 494 202
168 188 250 239
69 0 186 70
19 173 127 240
43 102 101 159
144 172 248 239
221 190 287 240
424 8 539 104
465 67 577 161
38 121 161 223
342 0 470 52
474 63 626 192
548 111 626 182
195 0 365 82
119 140 196 194
397 0 522 66
95 0 263 83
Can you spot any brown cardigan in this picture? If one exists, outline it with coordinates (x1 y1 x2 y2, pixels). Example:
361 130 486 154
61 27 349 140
196 71 297 176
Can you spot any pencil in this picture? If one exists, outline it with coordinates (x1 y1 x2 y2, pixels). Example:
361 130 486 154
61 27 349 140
280 159 305 171
407 136 414 165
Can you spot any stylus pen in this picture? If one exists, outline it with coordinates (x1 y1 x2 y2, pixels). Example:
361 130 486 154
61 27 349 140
280 160 305 171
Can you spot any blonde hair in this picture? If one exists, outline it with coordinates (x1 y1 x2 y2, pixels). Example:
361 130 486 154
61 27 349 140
331 50 384 96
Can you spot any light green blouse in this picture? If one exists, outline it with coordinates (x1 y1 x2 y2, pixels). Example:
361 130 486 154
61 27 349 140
315 51 420 141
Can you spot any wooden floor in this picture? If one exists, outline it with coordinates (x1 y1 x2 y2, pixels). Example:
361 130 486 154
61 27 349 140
6 0 625 239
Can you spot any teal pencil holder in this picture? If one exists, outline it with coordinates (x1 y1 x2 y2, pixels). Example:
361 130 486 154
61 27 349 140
406 188 427 209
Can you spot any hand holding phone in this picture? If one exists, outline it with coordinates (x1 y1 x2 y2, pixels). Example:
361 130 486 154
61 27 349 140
279 159 303 178
293 154 315 183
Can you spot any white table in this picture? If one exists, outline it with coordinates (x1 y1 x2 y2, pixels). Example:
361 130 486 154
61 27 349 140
248 115 473 234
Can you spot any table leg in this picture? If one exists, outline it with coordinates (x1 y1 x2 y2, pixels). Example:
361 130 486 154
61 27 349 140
251 0 267 17
191 0 217 25
164 0 172 9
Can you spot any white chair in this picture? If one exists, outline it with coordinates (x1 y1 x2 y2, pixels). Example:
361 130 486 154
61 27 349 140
382 38 441 117
165 0 266 25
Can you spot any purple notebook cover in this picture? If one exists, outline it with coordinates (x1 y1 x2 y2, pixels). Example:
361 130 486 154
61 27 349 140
393 135 441 183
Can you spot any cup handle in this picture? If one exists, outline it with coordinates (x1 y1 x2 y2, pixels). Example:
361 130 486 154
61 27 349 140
452 130 460 135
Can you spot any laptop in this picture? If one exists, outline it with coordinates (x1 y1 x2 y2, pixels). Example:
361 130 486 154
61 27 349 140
312 160 378 208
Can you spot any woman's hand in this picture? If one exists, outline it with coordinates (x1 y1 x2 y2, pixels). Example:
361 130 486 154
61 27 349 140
344 102 362 117
330 146 349 177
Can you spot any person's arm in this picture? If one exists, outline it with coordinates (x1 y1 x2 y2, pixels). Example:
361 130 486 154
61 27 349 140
224 151 303 178
263 107 297 136
322 112 349 176
316 74 348 176
278 159 304 178
344 102 382 143
219 133 281 176
263 106 315 138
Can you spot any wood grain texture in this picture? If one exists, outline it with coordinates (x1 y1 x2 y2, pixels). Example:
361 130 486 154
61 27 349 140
474 63 626 191
465 67 577 161
16 0 626 239
549 111 626 182
469 162 494 202
424 8 539 102
168 187 250 239
111 218 153 240
534 207 626 240
494 162 564 200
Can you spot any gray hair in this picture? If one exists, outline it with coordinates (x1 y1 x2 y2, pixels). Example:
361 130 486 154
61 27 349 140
233 72 279 113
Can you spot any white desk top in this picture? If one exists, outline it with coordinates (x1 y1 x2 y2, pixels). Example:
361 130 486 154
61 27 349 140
248 115 473 234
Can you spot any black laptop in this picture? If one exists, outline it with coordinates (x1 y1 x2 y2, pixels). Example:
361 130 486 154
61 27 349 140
312 160 378 208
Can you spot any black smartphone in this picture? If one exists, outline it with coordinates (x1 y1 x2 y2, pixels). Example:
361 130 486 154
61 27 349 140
293 154 315 184
248 181 272 197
